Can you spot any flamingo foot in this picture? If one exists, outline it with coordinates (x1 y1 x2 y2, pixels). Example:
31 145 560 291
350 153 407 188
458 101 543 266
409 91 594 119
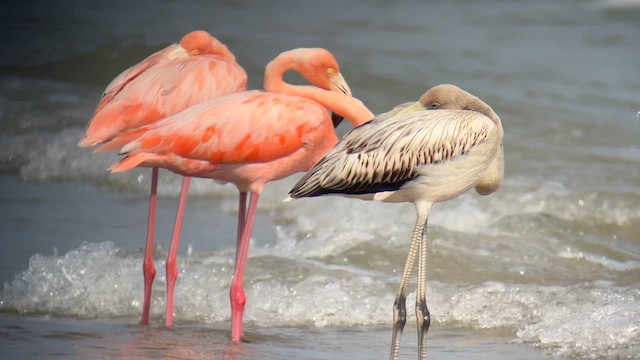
165 257 179 327
141 259 156 325
230 284 247 341
416 299 431 360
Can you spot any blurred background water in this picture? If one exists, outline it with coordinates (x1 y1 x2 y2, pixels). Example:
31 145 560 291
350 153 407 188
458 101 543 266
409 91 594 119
0 0 639 359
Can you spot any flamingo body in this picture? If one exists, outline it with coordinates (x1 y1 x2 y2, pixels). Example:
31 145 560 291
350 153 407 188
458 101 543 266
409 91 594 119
288 84 504 360
78 31 246 327
290 109 502 202
111 91 338 190
79 30 247 147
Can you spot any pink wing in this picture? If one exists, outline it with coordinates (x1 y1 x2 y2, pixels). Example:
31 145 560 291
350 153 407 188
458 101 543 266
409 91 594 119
114 91 331 167
94 44 187 114
80 47 247 147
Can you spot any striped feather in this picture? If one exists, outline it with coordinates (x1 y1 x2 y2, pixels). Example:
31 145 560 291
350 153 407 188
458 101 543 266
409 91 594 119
289 109 495 198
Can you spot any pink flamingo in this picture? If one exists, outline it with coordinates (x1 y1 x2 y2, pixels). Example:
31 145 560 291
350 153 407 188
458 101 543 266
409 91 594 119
78 30 247 325
101 48 375 340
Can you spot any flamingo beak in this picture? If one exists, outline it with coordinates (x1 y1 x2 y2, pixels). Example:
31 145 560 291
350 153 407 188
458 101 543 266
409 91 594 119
329 72 352 97
397 101 429 116
329 72 352 128
331 112 344 128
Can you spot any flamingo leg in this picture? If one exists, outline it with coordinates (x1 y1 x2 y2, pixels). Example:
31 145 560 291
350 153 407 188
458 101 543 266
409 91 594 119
230 192 260 342
237 192 248 249
141 166 159 325
389 210 421 360
415 202 432 360
164 176 191 327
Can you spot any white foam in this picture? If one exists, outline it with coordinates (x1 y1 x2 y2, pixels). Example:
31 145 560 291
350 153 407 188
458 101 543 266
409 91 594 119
558 247 640 272
431 282 640 359
515 286 640 358
1 242 140 317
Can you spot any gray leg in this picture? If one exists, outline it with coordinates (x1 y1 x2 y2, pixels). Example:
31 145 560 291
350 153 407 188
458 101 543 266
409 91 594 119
390 232 419 360
390 201 431 360
415 201 432 360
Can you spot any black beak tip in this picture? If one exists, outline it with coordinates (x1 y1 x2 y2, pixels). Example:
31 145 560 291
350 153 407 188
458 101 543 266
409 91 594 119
331 112 344 129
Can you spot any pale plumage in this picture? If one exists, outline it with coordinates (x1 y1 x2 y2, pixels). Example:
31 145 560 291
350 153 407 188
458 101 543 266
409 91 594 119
290 109 499 201
105 48 374 341
288 84 504 360
78 30 247 327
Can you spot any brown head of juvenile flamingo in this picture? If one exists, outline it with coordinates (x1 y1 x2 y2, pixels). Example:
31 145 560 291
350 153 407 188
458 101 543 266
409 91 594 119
288 84 503 360
102 48 374 340
78 30 247 325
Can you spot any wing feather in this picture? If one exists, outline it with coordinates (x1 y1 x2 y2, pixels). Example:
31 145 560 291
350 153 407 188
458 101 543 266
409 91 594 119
289 109 495 197
82 44 247 147
95 44 186 113
118 91 328 164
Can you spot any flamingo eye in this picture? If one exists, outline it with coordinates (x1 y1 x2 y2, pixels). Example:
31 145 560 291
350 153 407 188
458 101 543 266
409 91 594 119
327 67 335 75
429 102 440 109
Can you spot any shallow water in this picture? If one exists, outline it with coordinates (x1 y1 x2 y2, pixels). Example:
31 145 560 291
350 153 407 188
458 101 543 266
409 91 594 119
0 314 555 360
1 0 640 359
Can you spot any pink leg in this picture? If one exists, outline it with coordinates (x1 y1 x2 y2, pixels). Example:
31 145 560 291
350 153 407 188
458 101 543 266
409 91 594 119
230 192 247 335
141 167 159 325
236 192 248 262
165 176 191 327
230 192 260 342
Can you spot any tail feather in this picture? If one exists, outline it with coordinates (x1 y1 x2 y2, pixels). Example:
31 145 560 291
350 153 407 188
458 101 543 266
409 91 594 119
109 153 155 172
78 106 122 147
78 135 96 148
94 127 148 153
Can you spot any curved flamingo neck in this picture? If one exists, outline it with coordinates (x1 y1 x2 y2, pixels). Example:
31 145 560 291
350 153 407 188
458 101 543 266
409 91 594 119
264 52 374 127
468 97 503 137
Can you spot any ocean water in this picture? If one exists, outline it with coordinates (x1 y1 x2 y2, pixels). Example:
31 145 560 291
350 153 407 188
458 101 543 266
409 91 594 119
1 0 639 359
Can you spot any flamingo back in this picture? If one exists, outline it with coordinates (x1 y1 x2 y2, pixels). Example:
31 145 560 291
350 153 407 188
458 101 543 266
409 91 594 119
289 109 501 199
95 44 187 114
80 50 247 147
113 91 333 168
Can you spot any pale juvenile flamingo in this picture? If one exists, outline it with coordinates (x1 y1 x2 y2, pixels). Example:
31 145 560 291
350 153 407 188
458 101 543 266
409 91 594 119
78 30 247 325
288 84 504 360
102 48 375 340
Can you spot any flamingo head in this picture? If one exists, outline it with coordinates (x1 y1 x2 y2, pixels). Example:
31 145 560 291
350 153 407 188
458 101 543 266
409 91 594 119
292 48 352 97
179 30 237 62
418 84 500 124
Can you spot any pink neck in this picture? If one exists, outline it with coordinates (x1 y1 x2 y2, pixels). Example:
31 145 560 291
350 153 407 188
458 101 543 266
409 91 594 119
264 52 373 127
